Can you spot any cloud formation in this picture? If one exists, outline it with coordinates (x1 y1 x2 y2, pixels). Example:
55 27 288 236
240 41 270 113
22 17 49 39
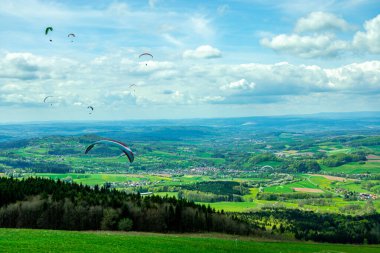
0 0 379 120
353 14 380 54
221 79 256 91
183 45 222 59
261 34 349 58
261 12 380 58
294 12 353 33
1 51 379 110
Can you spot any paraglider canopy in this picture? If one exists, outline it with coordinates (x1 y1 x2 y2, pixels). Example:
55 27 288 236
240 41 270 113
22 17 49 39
139 53 153 59
85 139 134 163
45 27 53 35
45 27 53 42
43 96 54 106
68 33 75 42
87 106 94 114
139 53 153 66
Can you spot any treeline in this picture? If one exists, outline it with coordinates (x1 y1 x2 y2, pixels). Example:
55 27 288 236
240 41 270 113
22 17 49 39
0 177 250 234
182 181 250 195
350 136 380 147
248 153 279 165
178 190 244 203
257 192 332 201
0 139 31 149
281 160 321 173
0 159 71 173
239 208 380 244
321 152 366 167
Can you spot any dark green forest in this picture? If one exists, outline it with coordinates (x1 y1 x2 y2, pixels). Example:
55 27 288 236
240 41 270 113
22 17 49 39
239 208 380 244
0 177 249 234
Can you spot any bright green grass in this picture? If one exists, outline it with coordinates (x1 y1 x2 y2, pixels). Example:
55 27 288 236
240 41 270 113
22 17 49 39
264 180 320 193
326 148 351 154
198 201 258 212
321 162 380 174
246 188 260 198
337 182 368 193
202 198 379 214
307 176 332 189
30 173 169 186
0 229 379 253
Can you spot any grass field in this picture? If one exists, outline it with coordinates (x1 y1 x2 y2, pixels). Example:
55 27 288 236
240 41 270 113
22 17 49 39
0 229 378 253
321 162 380 174
198 201 258 212
264 180 319 193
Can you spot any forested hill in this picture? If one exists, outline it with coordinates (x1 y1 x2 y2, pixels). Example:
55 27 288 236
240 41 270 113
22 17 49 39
0 177 250 234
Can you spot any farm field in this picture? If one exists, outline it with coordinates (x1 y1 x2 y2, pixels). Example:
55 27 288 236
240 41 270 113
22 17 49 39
0 229 378 253
1 121 380 217
17 171 380 214
321 162 380 174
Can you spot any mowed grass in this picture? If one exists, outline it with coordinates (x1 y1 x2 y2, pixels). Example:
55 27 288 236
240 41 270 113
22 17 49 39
27 173 172 186
321 162 380 174
0 229 378 253
338 182 368 193
198 201 258 212
264 180 320 193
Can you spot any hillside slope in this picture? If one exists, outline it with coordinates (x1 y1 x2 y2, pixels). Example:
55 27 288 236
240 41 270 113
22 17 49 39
0 229 379 253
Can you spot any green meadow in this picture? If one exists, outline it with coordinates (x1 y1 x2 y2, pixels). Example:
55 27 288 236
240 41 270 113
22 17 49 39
0 229 378 253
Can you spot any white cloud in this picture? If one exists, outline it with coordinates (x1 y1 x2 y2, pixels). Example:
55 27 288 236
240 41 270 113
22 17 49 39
183 45 222 59
221 79 255 90
353 14 380 53
0 52 76 80
294 12 353 33
1 51 379 112
261 34 349 58
261 12 380 58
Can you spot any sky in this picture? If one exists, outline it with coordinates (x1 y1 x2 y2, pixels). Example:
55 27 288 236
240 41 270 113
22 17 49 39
0 0 380 122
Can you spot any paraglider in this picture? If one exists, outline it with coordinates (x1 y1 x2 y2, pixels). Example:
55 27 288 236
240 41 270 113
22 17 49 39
45 27 53 42
128 84 136 92
139 53 153 59
87 106 94 114
45 27 53 35
85 139 134 163
43 96 54 106
139 53 153 66
68 33 75 42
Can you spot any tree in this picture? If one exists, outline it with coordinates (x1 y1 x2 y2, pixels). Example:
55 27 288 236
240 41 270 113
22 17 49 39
118 218 133 231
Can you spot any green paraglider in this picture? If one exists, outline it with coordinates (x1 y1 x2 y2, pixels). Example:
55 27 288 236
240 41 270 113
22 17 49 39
45 27 53 35
45 27 53 42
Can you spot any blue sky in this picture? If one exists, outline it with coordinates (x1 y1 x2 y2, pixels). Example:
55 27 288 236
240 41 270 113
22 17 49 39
0 0 379 122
